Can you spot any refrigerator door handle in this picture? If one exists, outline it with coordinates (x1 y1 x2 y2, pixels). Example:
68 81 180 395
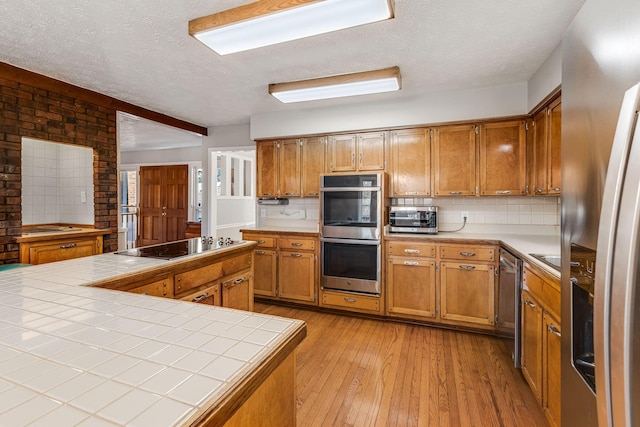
595 82 640 427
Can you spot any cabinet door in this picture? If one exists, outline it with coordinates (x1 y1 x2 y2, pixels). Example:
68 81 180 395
327 134 357 172
257 141 278 198
387 258 436 319
532 109 549 195
479 120 527 196
278 251 316 302
543 312 562 427
278 139 301 197
357 131 386 171
433 124 477 196
521 290 543 403
440 262 495 326
254 249 278 297
222 273 253 311
301 137 325 197
389 128 431 196
548 98 562 195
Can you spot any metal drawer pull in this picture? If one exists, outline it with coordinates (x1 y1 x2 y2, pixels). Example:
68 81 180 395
570 261 580 267
405 191 419 195
403 261 419 266
404 249 420 254
344 297 356 303
223 277 246 288
291 253 302 257
291 242 303 246
459 251 476 257
547 324 561 337
192 293 209 302
257 240 266 244
60 243 77 249
449 191 462 195
496 190 512 195
524 299 536 308
255 250 266 255
552 187 561 192
459 265 476 270
233 277 246 284
308 192 318 196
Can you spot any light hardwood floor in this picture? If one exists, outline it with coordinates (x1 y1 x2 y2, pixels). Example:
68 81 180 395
255 302 547 427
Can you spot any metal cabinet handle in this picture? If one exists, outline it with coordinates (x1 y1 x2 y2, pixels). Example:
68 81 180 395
524 298 536 308
291 242 303 247
404 249 420 254
459 265 476 270
449 191 462 195
536 188 544 193
496 190 512 195
285 192 296 196
257 240 266 244
223 277 247 288
291 253 302 257
255 250 266 255
351 153 355 164
552 187 561 192
547 324 561 337
570 261 580 267
344 297 356 303
263 193 273 196
405 191 419 195
403 261 419 266
308 192 319 196
192 293 209 302
459 251 476 257
60 243 77 249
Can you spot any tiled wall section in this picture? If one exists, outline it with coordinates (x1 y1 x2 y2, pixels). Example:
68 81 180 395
392 196 561 225
259 196 560 229
0 68 118 262
22 139 94 225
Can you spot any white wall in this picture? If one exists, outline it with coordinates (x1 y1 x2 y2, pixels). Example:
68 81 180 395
250 82 528 139
120 146 201 165
527 43 562 111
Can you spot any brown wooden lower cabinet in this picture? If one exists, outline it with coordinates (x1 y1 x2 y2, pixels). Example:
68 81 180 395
242 231 318 305
440 261 495 328
321 290 381 314
222 273 254 312
522 263 562 427
386 254 437 320
181 283 221 306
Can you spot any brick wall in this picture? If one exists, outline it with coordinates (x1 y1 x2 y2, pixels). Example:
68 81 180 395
0 74 118 262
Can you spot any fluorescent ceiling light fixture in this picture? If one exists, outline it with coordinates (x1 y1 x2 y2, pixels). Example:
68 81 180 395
189 0 394 55
269 66 401 103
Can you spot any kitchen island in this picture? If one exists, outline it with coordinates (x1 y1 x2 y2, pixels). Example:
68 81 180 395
0 240 306 426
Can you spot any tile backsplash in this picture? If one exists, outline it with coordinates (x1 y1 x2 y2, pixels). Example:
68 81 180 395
22 138 94 225
257 196 560 231
392 196 561 226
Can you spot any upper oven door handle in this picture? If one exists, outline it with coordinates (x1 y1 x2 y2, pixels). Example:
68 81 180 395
320 186 381 192
320 237 380 245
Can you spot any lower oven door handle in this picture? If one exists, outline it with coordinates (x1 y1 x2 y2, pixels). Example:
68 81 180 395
320 237 380 245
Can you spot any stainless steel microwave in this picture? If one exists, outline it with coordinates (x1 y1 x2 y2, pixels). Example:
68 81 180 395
389 206 438 234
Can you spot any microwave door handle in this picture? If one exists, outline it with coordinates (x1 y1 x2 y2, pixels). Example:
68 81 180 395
594 83 640 427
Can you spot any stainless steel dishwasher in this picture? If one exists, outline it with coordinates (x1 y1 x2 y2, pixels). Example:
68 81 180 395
498 248 523 368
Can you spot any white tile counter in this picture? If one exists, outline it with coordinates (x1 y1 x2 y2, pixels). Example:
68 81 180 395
0 246 305 426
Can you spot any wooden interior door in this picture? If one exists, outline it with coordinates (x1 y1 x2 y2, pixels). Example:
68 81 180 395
138 165 188 246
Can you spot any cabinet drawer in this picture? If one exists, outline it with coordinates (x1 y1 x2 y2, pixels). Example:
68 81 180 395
175 263 223 294
322 291 380 312
439 245 495 262
180 283 221 306
129 276 174 298
28 239 98 265
524 267 561 319
279 237 315 251
243 234 277 249
387 241 436 258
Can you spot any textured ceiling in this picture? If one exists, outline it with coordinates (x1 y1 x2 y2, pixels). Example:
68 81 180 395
0 0 584 149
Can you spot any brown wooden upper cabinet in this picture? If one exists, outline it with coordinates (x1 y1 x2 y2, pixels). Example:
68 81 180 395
389 128 431 196
256 137 326 198
433 124 478 196
327 131 386 172
532 97 562 195
479 120 527 196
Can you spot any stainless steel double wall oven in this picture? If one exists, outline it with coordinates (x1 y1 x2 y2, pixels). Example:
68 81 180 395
320 173 384 295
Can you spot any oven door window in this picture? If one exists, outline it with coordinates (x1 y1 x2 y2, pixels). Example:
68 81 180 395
322 190 378 228
322 241 378 281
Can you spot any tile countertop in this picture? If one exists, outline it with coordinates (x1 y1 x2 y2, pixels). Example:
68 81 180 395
385 230 561 278
0 244 305 426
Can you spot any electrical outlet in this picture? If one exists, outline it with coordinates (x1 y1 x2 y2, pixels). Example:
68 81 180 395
461 211 469 221
80 191 86 204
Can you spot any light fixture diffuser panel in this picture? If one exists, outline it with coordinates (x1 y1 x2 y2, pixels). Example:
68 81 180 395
272 78 400 103
193 0 394 55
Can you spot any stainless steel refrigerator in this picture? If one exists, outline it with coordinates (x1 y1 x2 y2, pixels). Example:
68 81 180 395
562 0 640 424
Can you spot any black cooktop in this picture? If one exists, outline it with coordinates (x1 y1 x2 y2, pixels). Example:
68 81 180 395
115 237 239 260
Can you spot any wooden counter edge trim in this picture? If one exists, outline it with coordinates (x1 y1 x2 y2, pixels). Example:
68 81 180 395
15 228 114 243
187 321 307 427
